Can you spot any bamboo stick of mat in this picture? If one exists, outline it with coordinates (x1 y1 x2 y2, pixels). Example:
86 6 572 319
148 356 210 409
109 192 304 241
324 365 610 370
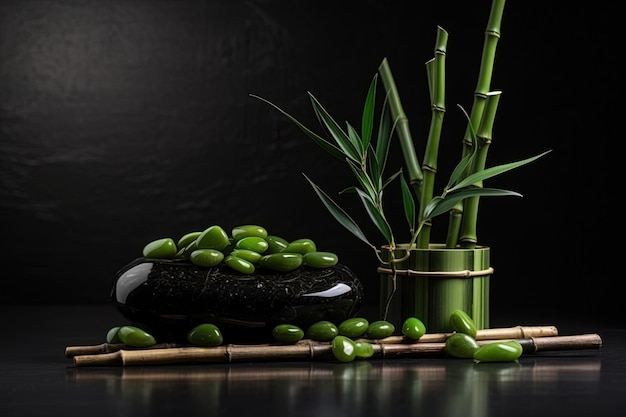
65 325 558 358
72 333 601 367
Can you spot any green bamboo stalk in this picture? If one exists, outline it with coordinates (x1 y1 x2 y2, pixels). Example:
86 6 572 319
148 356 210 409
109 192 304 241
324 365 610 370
446 0 506 246
417 26 448 249
462 0 506 158
378 58 423 203
459 91 501 248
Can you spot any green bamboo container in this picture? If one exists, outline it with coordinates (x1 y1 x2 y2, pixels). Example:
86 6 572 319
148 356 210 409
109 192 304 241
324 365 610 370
378 244 492 333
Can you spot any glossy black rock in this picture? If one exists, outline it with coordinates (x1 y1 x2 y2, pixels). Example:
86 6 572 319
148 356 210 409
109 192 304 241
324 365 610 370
111 258 364 343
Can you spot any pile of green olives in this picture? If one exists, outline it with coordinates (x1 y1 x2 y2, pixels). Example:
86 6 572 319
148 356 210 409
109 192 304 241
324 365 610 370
105 310 523 363
271 316 426 363
142 224 339 274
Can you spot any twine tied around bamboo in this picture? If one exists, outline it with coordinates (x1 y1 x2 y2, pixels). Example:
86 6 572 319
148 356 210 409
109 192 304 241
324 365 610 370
377 266 494 278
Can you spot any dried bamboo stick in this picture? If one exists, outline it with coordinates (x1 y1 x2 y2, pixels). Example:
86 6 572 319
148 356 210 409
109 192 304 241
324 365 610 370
65 325 558 358
72 333 601 367
65 342 183 358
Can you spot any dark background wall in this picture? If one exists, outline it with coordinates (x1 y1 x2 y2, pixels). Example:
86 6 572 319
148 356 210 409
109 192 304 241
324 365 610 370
0 0 619 323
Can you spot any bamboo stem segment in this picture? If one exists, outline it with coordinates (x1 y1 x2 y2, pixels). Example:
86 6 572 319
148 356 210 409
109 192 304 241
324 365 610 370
71 333 601 367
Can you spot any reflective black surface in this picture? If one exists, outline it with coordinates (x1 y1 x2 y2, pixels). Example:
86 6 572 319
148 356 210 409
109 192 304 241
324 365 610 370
1 305 624 417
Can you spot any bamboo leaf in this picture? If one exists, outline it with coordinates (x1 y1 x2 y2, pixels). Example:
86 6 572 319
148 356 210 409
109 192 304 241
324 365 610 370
374 91 394 180
423 187 523 220
447 150 552 193
249 94 345 161
367 145 382 190
302 173 374 247
446 105 479 189
346 158 378 199
309 93 362 162
355 188 394 245
382 168 403 189
346 123 364 160
400 173 416 231
361 74 378 154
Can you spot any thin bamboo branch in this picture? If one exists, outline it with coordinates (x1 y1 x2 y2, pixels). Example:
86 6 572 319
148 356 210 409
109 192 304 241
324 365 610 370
71 333 602 367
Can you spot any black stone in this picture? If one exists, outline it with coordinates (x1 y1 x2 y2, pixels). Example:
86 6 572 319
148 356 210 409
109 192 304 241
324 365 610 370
111 258 365 343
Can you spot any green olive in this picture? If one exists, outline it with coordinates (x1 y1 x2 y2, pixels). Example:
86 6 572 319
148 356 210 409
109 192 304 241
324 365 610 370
365 320 395 339
235 236 269 253
449 309 477 338
265 235 289 254
117 325 156 347
282 238 317 254
272 324 304 344
177 239 198 260
331 335 357 362
258 252 303 272
106 326 122 344
444 332 479 358
302 251 339 268
143 238 177 259
355 341 375 358
305 320 339 341
473 341 523 363
196 225 230 250
224 255 255 274
177 231 202 250
402 317 426 339
229 249 262 263
190 249 224 267
338 317 369 338
187 323 223 346
232 224 268 241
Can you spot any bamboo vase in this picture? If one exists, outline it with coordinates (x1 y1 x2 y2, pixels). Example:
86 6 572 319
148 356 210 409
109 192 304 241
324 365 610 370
378 244 492 333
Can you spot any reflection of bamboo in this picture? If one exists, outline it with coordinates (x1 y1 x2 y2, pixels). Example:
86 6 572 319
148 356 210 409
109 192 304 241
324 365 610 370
72 333 601 367
65 325 557 358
